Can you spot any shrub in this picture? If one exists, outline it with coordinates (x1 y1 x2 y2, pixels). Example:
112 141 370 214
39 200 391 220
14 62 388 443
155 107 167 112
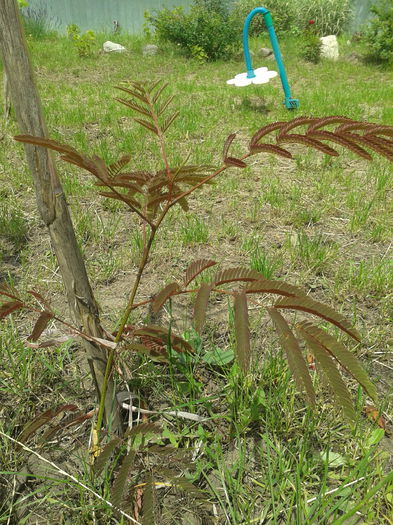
147 0 240 61
232 0 297 36
364 0 393 64
67 24 96 58
300 19 322 63
232 0 351 37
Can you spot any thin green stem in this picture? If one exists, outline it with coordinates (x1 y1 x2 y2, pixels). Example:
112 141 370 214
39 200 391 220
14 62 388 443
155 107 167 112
94 226 157 440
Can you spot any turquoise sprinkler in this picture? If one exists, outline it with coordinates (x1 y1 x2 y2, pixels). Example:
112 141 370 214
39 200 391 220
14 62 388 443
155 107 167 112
227 7 299 110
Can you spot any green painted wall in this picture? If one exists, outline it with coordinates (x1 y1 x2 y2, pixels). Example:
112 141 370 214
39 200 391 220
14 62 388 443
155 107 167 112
23 0 192 34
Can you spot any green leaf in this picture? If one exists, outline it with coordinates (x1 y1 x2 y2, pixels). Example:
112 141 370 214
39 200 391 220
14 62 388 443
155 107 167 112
202 347 234 365
234 291 251 373
268 309 315 405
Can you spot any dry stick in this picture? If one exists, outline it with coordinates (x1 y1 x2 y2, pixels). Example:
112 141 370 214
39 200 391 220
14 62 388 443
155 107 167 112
0 430 141 525
0 0 120 431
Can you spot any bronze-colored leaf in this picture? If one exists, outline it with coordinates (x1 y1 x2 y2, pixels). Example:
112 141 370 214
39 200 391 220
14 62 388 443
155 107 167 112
277 116 317 136
224 157 247 168
365 126 393 138
335 122 376 133
277 134 339 156
299 330 356 421
152 282 180 313
93 436 123 475
223 133 236 160
111 450 135 508
307 130 372 160
18 404 78 445
98 191 141 209
184 259 217 287
161 111 179 133
133 325 194 354
157 95 175 116
113 97 151 117
133 118 159 135
274 296 360 341
214 267 265 286
297 321 376 400
114 85 149 103
14 135 80 157
344 133 393 161
40 408 94 442
27 290 53 312
28 311 53 342
142 474 155 525
268 308 315 405
124 423 162 438
250 122 285 146
249 143 293 158
108 155 132 177
307 116 354 132
123 342 169 363
0 300 24 319
234 291 251 373
244 279 306 298
152 81 169 104
194 282 213 333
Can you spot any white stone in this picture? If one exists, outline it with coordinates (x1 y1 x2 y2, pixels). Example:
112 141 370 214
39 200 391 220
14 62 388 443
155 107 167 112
103 41 126 53
320 35 339 61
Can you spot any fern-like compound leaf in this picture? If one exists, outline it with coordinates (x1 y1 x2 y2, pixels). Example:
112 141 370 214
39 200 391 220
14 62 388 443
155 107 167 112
193 282 213 333
161 111 179 133
18 404 78 445
184 259 217 287
113 97 151 118
28 311 53 342
268 308 315 405
224 157 247 168
274 296 360 341
249 143 293 158
278 134 339 156
244 279 306 298
300 330 357 422
133 118 159 135
93 436 123 475
234 291 251 373
214 267 266 286
111 450 135 508
297 321 377 401
307 130 373 160
152 282 180 313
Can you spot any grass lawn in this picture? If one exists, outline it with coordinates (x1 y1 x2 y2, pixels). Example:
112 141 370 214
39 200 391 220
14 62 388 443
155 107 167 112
0 32 392 524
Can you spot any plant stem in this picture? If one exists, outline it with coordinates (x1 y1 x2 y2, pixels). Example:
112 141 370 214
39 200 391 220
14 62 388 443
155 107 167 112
94 226 157 440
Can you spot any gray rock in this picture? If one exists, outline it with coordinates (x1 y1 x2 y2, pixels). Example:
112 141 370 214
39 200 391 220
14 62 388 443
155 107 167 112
259 47 273 57
143 44 159 56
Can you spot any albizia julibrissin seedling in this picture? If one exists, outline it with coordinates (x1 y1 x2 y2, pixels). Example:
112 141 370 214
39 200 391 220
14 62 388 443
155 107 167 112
6 80 393 429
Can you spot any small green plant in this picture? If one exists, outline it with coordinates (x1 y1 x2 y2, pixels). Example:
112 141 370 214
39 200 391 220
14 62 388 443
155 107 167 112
364 0 393 64
21 4 56 40
67 24 96 58
147 0 240 60
300 19 321 63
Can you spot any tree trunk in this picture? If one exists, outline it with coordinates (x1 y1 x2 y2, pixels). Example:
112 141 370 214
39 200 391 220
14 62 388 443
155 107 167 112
0 0 120 432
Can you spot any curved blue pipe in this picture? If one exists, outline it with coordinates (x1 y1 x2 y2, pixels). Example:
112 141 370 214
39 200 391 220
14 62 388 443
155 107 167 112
242 7 299 109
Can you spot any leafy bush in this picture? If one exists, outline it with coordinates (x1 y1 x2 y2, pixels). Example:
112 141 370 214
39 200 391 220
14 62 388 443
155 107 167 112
232 0 297 36
300 19 321 63
67 24 96 58
147 0 240 61
294 0 351 36
232 0 351 36
364 0 393 64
